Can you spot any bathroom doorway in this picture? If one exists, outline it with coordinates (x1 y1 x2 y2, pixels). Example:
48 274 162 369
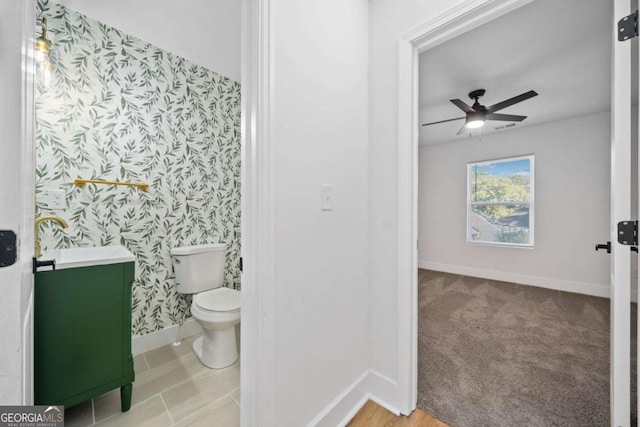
31 0 244 424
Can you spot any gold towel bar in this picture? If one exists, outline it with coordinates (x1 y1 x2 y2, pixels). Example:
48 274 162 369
74 178 149 191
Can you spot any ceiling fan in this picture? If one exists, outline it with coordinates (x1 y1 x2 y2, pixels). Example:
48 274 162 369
422 89 538 135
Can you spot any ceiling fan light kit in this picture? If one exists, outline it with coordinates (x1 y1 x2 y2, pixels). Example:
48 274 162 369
465 111 486 129
422 88 538 136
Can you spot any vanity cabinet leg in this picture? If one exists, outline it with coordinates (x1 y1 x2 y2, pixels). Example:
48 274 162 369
120 383 133 412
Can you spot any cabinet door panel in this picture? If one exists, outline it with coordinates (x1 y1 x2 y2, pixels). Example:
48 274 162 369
34 262 133 405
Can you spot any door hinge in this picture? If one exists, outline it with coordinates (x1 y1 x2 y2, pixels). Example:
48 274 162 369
0 230 17 268
617 220 638 247
618 10 638 41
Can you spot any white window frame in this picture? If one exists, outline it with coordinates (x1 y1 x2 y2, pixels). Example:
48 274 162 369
466 154 535 247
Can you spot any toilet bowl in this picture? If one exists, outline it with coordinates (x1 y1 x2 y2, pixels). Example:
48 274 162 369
171 244 241 369
190 287 241 368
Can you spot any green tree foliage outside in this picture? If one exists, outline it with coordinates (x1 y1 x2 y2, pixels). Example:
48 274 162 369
497 230 528 244
470 171 530 220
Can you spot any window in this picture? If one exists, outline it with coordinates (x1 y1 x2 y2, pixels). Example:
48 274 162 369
467 155 534 246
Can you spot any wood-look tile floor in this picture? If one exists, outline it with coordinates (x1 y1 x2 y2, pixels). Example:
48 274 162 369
348 400 449 427
64 336 240 427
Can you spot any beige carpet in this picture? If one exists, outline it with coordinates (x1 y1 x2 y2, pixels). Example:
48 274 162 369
417 269 636 427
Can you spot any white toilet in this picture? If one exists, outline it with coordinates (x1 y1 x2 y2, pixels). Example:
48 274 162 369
171 243 241 369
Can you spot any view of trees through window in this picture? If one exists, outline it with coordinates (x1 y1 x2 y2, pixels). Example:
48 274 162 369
468 156 533 246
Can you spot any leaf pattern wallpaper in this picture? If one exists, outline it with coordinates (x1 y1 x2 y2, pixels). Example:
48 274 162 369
35 0 241 336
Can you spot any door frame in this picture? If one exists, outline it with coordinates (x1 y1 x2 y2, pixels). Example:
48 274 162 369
20 0 37 404
396 0 536 414
240 0 276 425
10 0 274 419
0 0 36 404
611 0 632 423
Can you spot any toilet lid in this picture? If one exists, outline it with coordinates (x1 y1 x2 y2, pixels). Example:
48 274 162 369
194 287 241 312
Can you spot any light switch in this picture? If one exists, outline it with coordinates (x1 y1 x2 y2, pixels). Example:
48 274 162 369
321 184 333 211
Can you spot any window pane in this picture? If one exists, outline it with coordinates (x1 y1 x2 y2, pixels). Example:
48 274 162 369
470 158 531 203
469 204 530 245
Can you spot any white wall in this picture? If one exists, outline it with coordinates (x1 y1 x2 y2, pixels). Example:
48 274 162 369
418 112 611 296
54 0 241 82
269 0 370 425
368 0 467 406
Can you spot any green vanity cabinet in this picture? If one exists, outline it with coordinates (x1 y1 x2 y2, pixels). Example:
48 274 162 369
34 261 135 411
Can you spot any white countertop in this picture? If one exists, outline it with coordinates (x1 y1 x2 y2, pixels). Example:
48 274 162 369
39 245 135 270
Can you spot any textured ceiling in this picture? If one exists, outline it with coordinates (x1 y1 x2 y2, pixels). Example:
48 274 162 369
418 0 612 146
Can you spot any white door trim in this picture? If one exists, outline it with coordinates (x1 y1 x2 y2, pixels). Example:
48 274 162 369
20 0 37 405
611 0 632 424
240 0 275 425
0 0 36 405
396 0 534 414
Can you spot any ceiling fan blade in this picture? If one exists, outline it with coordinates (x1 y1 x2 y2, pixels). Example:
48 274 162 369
456 124 468 135
450 99 475 113
421 116 465 126
485 113 527 122
486 90 538 113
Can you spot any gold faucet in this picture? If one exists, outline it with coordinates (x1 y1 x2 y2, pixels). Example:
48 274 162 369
34 216 69 258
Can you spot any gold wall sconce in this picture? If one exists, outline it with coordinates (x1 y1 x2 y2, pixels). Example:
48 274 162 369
36 17 55 84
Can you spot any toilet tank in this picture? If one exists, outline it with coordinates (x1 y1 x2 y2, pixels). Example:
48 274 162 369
171 244 226 294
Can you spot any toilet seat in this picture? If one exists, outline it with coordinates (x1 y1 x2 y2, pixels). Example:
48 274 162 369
190 287 241 331
193 287 241 312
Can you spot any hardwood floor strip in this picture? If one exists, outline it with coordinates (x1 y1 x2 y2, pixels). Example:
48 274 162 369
347 400 449 427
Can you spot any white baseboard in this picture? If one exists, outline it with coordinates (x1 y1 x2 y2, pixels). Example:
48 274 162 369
132 318 202 356
364 370 402 415
309 370 369 427
419 261 622 300
309 370 403 427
